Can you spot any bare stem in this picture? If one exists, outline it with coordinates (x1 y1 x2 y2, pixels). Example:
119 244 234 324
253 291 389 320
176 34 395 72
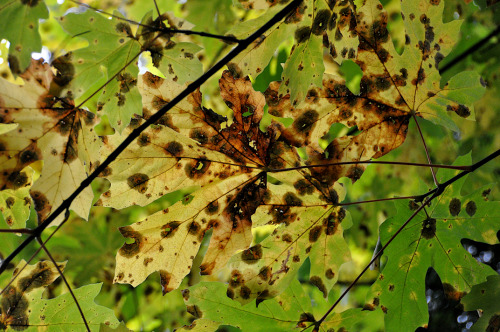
0 228 33 234
412 114 439 186
36 237 90 332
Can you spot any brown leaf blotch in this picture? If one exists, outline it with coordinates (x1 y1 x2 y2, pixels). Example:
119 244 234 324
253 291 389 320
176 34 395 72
127 173 149 193
118 226 144 258
282 233 293 243
186 304 203 318
18 262 56 292
449 198 461 216
310 276 327 297
160 270 173 295
161 221 180 238
295 26 311 43
30 190 51 223
165 141 183 156
465 201 476 216
187 221 201 235
241 244 263 264
293 255 300 262
239 285 252 299
137 133 151 146
309 225 322 242
421 217 436 239
258 266 271 281
312 9 331 35
294 179 315 196
284 192 303 206
205 201 219 215
185 159 211 179
325 268 335 279
229 270 243 287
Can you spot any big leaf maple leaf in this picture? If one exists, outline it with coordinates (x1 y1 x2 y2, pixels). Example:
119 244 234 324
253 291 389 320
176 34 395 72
0 59 101 226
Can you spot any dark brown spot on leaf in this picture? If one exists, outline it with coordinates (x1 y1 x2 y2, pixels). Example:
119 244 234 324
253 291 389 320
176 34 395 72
421 218 436 239
310 276 327 297
127 173 149 193
119 226 143 258
465 201 476 216
309 225 322 242
449 198 461 216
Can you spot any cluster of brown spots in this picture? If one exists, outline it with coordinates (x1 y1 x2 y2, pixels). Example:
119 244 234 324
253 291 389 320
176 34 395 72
127 173 149 193
271 205 298 225
284 192 303 206
143 257 153 266
465 201 476 216
293 110 319 135
293 255 300 263
142 72 163 89
161 221 180 238
446 104 470 118
187 221 201 235
118 226 144 257
293 179 315 196
448 198 461 216
310 276 327 297
239 285 252 299
241 244 263 264
189 128 209 145
421 217 436 239
6 171 29 189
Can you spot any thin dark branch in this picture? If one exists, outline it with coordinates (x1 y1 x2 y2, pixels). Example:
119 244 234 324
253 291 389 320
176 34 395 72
0 228 33 234
440 25 500 74
415 148 500 203
338 195 420 207
268 160 470 173
36 237 90 332
152 0 162 20
68 0 240 43
0 0 304 275
310 148 500 330
412 114 439 186
311 199 429 330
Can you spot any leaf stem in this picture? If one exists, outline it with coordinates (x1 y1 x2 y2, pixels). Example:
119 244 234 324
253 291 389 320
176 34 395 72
36 237 90 332
0 228 33 234
412 114 439 186
0 0 304 275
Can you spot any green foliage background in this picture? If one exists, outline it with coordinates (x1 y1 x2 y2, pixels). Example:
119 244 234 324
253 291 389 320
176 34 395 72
0 0 499 331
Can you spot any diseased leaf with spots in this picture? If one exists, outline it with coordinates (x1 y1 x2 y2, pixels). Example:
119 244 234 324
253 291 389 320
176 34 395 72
183 279 314 331
27 283 119 331
0 165 33 228
462 275 500 332
227 173 351 304
228 1 359 103
0 59 101 225
0 0 49 74
368 154 500 331
0 260 66 329
109 71 345 297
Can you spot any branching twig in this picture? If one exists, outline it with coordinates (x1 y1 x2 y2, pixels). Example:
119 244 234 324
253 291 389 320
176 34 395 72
412 114 439 186
68 0 240 43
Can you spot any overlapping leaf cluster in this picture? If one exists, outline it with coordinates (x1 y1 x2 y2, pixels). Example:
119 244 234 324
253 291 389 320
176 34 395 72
0 0 495 330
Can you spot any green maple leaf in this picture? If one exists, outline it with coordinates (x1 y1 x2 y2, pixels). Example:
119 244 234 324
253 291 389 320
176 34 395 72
27 283 119 331
228 0 359 103
56 9 202 132
0 0 49 74
369 154 500 331
462 275 500 332
183 279 381 331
